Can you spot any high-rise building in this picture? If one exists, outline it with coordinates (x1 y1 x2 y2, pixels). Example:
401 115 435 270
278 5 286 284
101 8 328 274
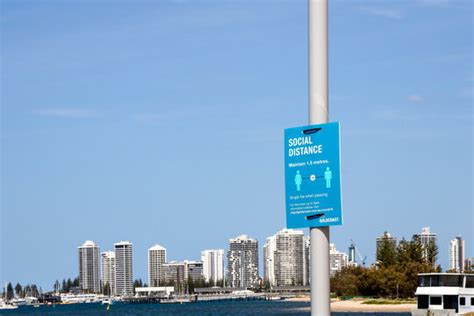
201 249 224 285
227 235 259 288
274 229 305 286
303 236 310 286
78 240 101 293
413 227 438 264
376 231 397 261
348 243 356 266
449 236 465 272
329 243 349 276
101 251 116 295
185 260 204 282
163 260 204 288
163 261 186 288
114 241 133 296
263 235 276 287
148 244 167 287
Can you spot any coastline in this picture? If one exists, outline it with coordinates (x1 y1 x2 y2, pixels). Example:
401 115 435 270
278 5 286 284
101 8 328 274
285 297 416 313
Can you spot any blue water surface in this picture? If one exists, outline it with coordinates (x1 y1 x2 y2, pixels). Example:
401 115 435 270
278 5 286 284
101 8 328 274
1 301 411 316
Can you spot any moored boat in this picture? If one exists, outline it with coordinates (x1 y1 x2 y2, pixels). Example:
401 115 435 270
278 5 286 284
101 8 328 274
412 273 474 316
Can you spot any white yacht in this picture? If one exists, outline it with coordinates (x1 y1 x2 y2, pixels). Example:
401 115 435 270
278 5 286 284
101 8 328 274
412 273 474 316
0 299 18 310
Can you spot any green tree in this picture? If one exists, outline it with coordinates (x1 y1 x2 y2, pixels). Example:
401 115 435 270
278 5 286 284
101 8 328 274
6 283 14 301
426 242 438 266
14 283 22 298
377 238 397 267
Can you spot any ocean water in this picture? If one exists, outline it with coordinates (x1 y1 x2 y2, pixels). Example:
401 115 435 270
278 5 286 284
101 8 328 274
1 301 411 316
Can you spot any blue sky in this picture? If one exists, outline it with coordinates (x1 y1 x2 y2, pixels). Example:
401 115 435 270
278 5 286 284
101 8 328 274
1 0 472 290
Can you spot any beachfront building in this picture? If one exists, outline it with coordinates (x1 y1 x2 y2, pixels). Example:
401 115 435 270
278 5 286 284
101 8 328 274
263 235 276 287
101 251 116 295
450 236 465 272
413 227 438 265
274 229 305 286
114 241 133 296
227 235 259 288
376 231 397 262
148 244 167 287
78 240 101 293
329 243 349 276
201 249 224 285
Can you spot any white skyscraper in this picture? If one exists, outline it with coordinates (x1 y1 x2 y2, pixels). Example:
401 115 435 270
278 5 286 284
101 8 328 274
263 235 276 287
114 241 133 296
148 244 167 287
201 249 224 285
227 235 259 288
450 236 465 272
78 240 101 293
101 251 115 295
329 243 349 276
274 229 305 286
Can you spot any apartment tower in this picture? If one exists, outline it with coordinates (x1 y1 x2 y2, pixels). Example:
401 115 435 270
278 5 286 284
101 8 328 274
78 240 101 293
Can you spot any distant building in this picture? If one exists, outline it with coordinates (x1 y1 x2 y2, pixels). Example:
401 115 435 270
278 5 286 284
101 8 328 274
227 234 259 288
101 251 116 295
185 261 204 282
449 236 465 272
348 243 356 266
465 258 473 271
274 229 305 286
114 241 133 296
263 235 276 287
376 231 397 261
303 236 310 286
163 261 186 286
413 227 438 264
201 249 224 285
78 240 101 293
148 244 167 287
329 243 349 276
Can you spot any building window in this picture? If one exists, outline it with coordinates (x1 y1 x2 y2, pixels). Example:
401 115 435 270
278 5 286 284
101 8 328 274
460 297 465 306
430 296 442 305
471 297 474 306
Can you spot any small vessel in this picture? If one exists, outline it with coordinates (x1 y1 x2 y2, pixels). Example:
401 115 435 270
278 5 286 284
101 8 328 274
412 272 474 316
0 299 18 310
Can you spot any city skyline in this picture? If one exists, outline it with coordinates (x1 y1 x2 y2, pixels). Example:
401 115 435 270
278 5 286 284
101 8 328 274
1 0 472 290
71 228 473 294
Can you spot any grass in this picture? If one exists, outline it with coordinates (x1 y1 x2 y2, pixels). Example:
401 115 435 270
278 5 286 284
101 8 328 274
362 298 416 305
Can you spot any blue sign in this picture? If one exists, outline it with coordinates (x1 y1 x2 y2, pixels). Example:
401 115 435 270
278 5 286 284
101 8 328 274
284 122 343 228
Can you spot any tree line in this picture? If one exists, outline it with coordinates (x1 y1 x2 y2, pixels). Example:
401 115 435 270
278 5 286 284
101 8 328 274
331 235 440 298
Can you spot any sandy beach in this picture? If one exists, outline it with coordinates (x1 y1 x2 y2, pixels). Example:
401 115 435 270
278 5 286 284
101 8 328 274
286 297 416 313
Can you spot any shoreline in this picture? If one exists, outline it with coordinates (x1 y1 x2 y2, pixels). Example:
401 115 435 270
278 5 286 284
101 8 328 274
285 297 416 313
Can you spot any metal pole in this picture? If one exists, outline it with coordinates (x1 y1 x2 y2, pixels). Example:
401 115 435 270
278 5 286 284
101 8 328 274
308 0 330 316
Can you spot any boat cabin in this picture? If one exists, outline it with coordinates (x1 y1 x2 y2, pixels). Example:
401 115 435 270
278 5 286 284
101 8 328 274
414 273 474 315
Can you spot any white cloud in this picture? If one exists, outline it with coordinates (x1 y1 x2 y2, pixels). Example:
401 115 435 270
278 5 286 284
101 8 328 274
363 8 403 20
408 95 424 103
32 108 97 118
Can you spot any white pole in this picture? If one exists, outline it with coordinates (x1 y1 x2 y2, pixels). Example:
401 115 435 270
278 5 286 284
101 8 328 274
308 0 330 316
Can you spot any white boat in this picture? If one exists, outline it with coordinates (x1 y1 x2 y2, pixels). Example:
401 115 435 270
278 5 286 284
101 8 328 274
0 299 18 310
412 273 474 316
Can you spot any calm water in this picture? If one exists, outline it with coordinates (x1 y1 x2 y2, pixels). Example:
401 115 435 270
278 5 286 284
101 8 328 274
1 301 411 316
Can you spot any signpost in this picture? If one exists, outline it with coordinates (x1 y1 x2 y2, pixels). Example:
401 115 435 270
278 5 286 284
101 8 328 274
284 122 342 229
